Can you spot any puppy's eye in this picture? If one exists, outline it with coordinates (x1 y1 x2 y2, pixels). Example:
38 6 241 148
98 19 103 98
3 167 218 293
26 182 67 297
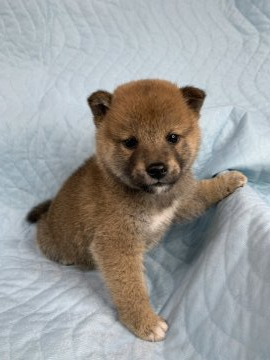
122 137 138 149
166 133 180 144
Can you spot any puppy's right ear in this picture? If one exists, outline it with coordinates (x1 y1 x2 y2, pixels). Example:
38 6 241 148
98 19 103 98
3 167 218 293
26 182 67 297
87 90 112 126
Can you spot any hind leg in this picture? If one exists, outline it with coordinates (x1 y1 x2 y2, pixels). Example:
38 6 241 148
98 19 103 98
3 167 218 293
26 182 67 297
36 217 66 263
36 217 96 268
36 217 77 265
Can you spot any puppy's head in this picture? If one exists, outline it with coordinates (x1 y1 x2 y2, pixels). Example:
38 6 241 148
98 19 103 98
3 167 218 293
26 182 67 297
87 79 205 194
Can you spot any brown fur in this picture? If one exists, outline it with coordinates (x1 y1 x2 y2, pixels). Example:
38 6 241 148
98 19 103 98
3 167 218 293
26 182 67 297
27 79 247 341
26 200 52 223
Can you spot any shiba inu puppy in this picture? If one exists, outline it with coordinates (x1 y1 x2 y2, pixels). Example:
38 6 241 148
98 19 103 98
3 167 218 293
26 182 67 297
27 79 247 341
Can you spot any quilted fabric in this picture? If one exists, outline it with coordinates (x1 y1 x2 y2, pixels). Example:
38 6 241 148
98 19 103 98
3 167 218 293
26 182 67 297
0 0 270 359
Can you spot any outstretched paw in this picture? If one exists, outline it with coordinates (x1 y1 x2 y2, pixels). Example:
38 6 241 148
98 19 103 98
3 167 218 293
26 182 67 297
218 170 247 196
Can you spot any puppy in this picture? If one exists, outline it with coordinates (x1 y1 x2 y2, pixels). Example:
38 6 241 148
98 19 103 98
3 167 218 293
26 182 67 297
27 79 247 341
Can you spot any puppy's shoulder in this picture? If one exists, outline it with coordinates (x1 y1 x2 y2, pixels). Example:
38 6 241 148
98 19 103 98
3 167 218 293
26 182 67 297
68 155 101 187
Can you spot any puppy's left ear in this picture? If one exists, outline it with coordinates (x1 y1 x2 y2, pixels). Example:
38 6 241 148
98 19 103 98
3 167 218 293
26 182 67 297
181 86 206 113
87 90 112 126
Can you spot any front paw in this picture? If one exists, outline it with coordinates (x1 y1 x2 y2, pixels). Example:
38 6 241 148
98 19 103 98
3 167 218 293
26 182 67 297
120 310 168 341
218 170 247 197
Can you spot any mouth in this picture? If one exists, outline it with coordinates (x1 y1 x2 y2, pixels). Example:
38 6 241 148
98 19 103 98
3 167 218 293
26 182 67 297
140 181 175 194
153 182 165 187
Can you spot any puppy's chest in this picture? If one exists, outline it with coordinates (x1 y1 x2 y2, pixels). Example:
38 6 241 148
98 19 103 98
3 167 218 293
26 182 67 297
149 207 176 232
140 201 178 247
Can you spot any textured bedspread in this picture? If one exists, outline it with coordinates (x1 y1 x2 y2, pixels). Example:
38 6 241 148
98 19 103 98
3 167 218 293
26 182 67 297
1 1 270 359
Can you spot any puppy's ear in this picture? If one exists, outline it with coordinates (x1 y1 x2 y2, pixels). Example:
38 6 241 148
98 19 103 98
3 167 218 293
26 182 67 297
87 90 112 126
181 86 206 113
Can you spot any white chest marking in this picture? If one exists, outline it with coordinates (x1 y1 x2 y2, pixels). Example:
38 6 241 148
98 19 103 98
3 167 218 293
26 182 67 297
149 201 178 233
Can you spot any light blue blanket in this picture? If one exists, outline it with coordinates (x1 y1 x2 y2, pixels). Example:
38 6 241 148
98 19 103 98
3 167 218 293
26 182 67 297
1 1 270 359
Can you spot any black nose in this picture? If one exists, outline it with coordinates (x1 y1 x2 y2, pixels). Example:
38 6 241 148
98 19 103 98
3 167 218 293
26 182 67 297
146 163 167 180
